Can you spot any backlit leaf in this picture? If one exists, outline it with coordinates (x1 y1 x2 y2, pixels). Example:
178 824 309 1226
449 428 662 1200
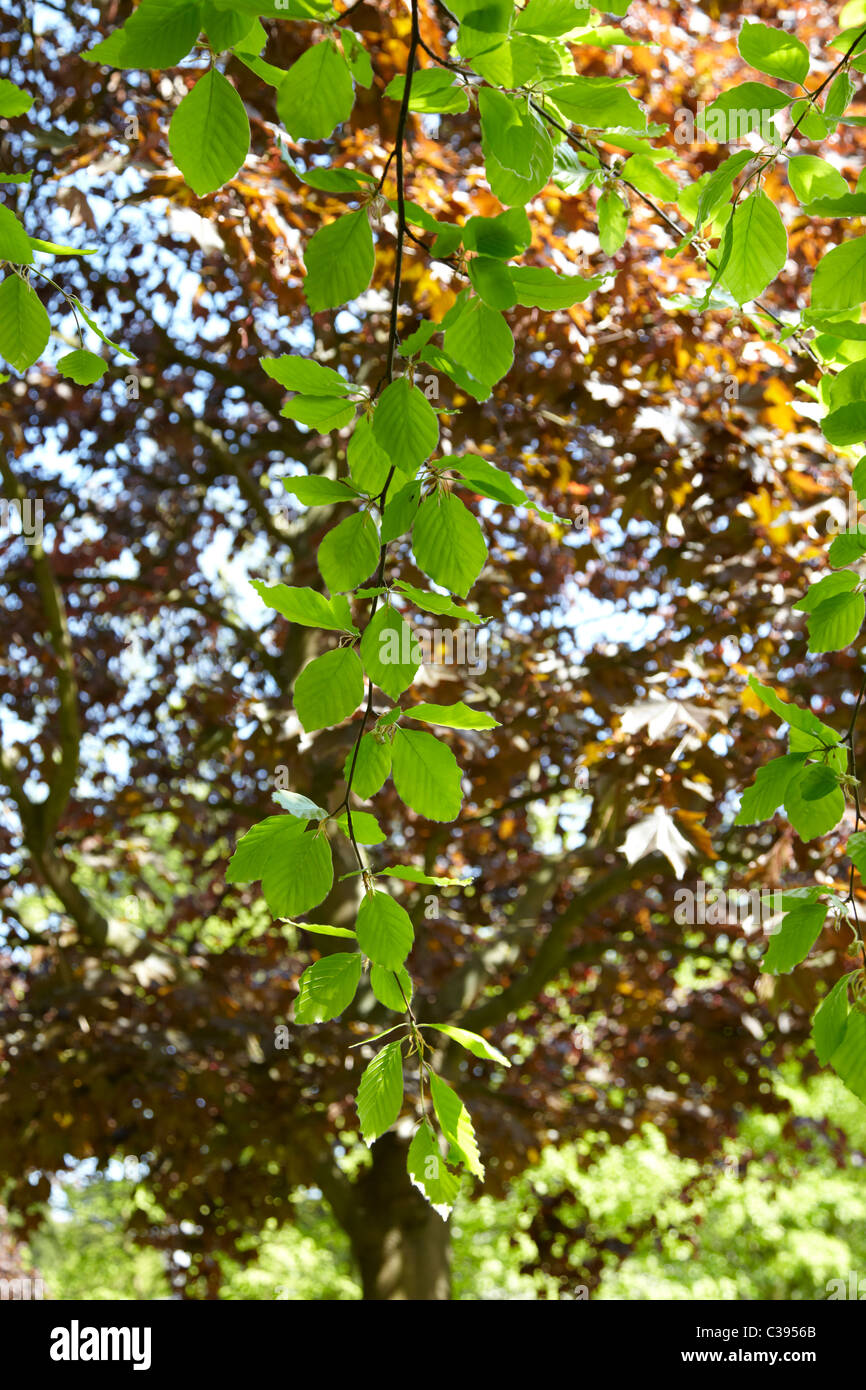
294 647 365 732
356 890 414 970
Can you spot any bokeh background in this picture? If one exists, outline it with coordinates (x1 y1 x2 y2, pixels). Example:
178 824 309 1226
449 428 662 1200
2 0 866 1298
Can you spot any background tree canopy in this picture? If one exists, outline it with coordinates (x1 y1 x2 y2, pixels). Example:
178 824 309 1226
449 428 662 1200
2 0 866 1300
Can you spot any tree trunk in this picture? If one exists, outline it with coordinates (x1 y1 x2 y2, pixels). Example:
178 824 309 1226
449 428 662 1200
345 1132 451 1300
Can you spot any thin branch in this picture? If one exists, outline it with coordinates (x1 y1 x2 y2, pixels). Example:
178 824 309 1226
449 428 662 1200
0 445 81 842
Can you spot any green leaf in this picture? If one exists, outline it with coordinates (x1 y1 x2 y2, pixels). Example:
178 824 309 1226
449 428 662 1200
294 647 365 732
789 156 850 204
443 298 514 396
169 70 250 197
406 701 499 730
361 605 420 700
812 237 866 315
833 12 866 42
393 580 485 624
340 30 373 88
276 40 354 141
763 903 827 974
801 590 865 654
251 581 357 633
265 828 333 920
348 415 394 495
0 78 33 117
334 809 385 845
738 20 809 85
407 1122 461 1218
29 238 96 258
261 354 350 395
391 728 463 822
380 479 422 544
462 208 532 258
273 790 328 820
283 475 358 505
213 0 334 18
451 454 564 520
826 71 855 125
227 817 333 919
318 512 379 593
0 207 33 265
233 15 267 53
789 98 829 141
784 766 846 841
356 1039 404 1145
822 364 866 444
829 1008 866 1105
799 764 840 801
689 150 755 234
514 0 590 37
598 187 629 255
423 1023 511 1067
56 349 108 385
292 921 357 940
380 865 472 886
803 193 866 218
203 2 258 50
808 317 866 342
416 342 485 400
385 69 469 114
304 210 375 313
429 1072 484 1179
286 157 374 192
227 814 302 883
813 973 852 1066
237 51 289 86
552 143 598 195
734 753 807 825
703 82 790 141
848 828 866 877
479 89 545 177
344 732 392 798
509 265 602 311
69 297 136 361
822 397 866 447
370 963 413 1012
372 377 439 476
719 190 787 305
474 40 569 97
747 676 838 753
478 88 553 205
546 75 646 130
84 0 202 69
828 530 866 568
468 255 517 310
356 890 414 970
620 153 677 201
295 952 362 1025
413 492 487 598
794 569 860 611
455 0 512 59
0 275 49 372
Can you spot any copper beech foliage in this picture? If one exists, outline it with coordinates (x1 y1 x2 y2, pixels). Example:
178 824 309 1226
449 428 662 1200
2 0 866 1292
